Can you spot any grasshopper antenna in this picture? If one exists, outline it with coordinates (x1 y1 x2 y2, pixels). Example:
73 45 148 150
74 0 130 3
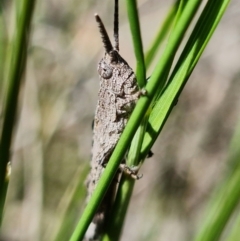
95 14 113 54
113 0 119 51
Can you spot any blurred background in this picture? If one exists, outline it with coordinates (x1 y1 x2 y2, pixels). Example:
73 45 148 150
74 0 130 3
0 0 240 240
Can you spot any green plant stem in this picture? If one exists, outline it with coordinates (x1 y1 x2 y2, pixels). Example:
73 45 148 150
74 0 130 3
102 1 202 239
125 0 149 168
125 0 145 87
102 121 148 241
0 0 36 223
127 114 149 166
101 2 151 239
102 114 149 241
102 0 230 239
0 6 8 95
102 174 134 241
70 1 202 241
225 119 240 241
226 209 240 241
193 161 240 241
140 0 230 160
145 0 179 69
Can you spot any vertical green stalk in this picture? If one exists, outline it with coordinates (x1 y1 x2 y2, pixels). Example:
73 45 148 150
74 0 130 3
226 211 240 241
70 0 229 240
125 0 145 87
125 0 148 169
102 2 147 240
0 0 36 222
139 0 230 160
193 156 240 241
102 1 202 241
0 5 7 96
145 0 179 69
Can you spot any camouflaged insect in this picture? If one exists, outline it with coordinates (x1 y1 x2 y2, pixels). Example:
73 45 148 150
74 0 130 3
85 0 140 240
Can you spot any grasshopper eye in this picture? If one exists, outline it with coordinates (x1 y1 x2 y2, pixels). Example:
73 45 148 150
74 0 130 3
98 61 113 79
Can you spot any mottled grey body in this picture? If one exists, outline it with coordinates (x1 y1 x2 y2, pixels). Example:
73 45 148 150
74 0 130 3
85 51 140 240
88 51 140 193
84 6 140 240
